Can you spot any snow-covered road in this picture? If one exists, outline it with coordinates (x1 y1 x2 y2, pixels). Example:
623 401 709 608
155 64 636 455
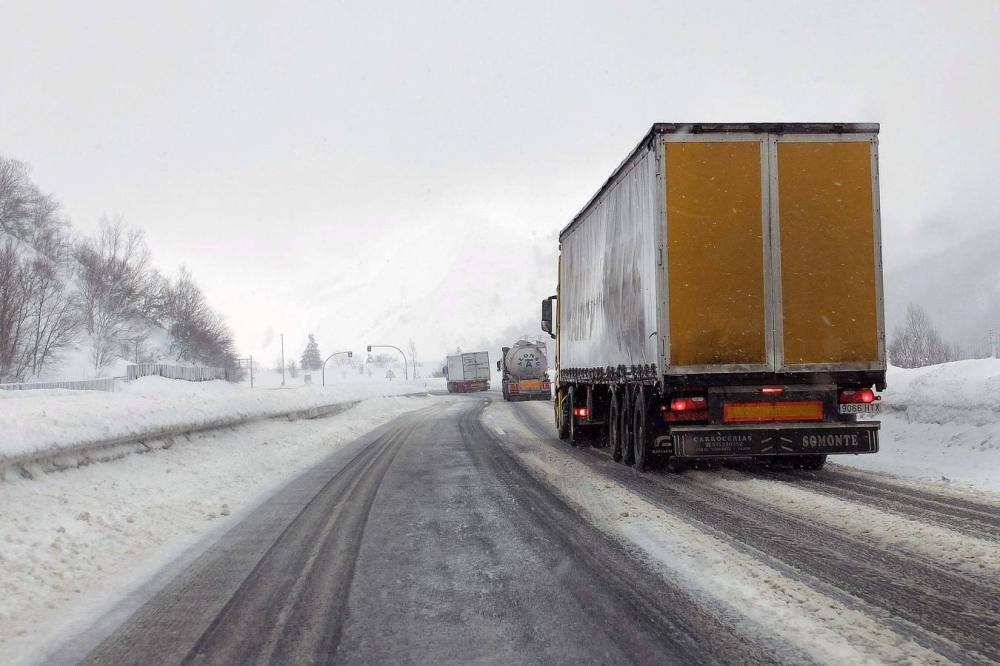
489 399 1000 664
2 392 998 664
0 393 436 664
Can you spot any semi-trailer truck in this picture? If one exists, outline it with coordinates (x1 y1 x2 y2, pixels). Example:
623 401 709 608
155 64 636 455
541 123 885 471
498 339 552 401
444 352 491 393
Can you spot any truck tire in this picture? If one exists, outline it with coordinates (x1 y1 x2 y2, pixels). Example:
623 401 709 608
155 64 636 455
633 387 651 472
568 386 582 447
556 389 570 440
608 390 622 462
621 387 635 466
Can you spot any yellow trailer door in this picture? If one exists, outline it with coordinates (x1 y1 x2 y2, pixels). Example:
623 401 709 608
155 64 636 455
664 138 771 371
774 138 882 369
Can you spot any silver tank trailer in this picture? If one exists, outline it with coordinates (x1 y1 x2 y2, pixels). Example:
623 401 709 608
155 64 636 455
504 341 548 381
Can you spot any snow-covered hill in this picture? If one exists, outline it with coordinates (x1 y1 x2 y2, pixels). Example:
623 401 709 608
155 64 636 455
847 358 1000 491
293 222 559 365
884 229 1000 353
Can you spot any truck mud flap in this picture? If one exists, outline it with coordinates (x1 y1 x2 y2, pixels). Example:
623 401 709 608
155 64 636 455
670 422 879 458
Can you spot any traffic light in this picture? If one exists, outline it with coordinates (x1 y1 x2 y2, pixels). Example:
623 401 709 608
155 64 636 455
348 351 353 358
367 345 372 352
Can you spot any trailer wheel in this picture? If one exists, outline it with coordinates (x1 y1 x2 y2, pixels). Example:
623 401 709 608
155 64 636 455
556 389 569 439
568 386 584 447
608 390 622 462
632 387 651 472
621 387 635 466
665 457 688 473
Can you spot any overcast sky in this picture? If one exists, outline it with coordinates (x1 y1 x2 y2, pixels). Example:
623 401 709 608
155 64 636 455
2 0 998 360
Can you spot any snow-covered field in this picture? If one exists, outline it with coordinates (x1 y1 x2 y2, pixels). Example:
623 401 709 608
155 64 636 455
843 359 1000 492
0 375 443 464
0 393 439 664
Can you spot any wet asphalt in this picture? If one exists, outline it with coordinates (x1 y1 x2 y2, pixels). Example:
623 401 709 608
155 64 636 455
77 396 762 665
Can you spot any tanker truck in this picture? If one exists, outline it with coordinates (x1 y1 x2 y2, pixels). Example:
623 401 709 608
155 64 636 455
498 340 552 401
542 122 885 472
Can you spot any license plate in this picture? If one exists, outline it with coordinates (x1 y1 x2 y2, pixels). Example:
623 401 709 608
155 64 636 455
520 380 541 390
839 403 881 414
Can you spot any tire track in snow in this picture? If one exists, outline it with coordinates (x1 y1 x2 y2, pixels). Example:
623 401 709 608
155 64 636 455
752 466 1000 542
506 400 1000 664
82 408 438 665
687 469 1000 583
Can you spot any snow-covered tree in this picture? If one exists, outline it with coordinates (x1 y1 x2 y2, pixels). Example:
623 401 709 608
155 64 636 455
888 303 952 368
408 338 418 378
300 333 322 371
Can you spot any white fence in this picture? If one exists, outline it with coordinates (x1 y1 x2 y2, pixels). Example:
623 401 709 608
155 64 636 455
0 364 227 394
126 364 227 382
0 377 118 392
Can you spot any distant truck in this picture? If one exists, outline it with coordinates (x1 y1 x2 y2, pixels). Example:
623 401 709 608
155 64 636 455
541 123 885 471
444 352 491 393
498 340 552 401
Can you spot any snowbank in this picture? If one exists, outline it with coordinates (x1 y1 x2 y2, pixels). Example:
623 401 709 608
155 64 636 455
842 359 1000 491
0 376 443 464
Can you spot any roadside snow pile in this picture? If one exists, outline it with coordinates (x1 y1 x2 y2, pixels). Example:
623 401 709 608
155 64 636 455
843 359 1000 491
0 377 438 464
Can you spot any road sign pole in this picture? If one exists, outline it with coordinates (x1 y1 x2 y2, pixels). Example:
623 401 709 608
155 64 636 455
321 350 354 387
366 345 408 381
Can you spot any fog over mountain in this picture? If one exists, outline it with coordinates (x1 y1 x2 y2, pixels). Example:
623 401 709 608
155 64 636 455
885 228 1000 355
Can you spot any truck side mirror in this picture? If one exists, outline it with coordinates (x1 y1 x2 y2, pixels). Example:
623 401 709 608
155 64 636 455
496 360 501 371
541 296 556 339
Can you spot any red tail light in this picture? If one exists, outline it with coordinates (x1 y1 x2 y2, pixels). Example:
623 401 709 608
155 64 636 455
573 407 589 418
839 388 876 404
509 383 519 392
761 387 784 394
670 397 707 412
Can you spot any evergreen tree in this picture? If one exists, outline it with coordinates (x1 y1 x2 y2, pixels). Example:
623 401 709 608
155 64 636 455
301 333 322 371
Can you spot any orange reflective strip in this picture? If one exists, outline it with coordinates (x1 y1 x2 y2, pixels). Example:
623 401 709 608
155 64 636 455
724 401 823 423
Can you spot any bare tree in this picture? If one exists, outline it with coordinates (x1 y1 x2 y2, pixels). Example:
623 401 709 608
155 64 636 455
0 241 30 380
888 303 952 368
163 266 241 378
0 155 242 381
0 158 33 239
0 243 79 380
0 157 71 262
408 338 418 378
21 256 79 377
75 219 157 369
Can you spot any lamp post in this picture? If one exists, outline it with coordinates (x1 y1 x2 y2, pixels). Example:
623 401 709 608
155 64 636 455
280 333 286 386
321 350 353 386
366 344 409 381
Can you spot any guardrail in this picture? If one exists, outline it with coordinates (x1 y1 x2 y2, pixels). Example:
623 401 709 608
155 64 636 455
126 364 227 382
0 391 431 481
0 377 118 392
